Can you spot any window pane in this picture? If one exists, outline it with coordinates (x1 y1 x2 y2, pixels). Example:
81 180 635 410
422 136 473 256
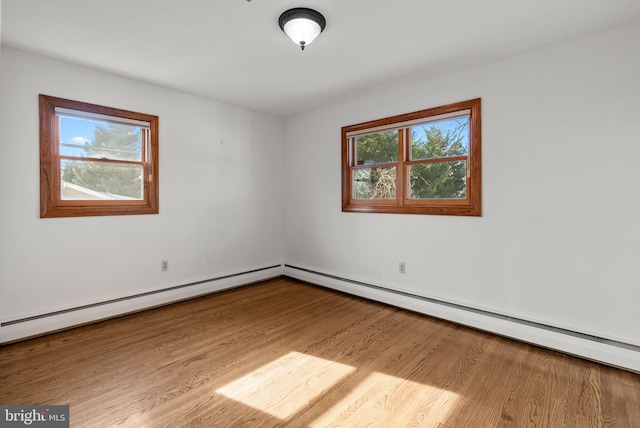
355 131 398 165
409 161 466 199
410 117 469 161
61 160 143 200
59 115 143 161
353 166 396 199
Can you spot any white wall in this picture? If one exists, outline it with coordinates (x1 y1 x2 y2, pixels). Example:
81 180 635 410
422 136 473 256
0 0 3 65
284 20 640 349
0 48 285 341
2 18 639 369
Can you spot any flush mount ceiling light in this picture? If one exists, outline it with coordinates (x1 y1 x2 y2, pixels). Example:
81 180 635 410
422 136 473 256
278 8 326 51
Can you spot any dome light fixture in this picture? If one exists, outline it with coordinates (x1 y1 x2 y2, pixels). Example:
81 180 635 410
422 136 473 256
278 8 326 51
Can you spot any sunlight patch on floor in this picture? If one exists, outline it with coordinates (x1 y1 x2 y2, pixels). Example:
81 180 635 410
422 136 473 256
216 351 355 419
310 371 460 427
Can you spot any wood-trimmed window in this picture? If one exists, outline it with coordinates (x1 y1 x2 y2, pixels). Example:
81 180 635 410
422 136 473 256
39 94 159 218
342 98 481 216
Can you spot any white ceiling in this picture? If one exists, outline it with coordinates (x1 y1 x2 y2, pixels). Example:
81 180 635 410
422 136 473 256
2 0 640 117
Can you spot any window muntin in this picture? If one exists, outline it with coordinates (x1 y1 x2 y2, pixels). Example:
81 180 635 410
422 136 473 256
342 98 481 216
40 95 159 217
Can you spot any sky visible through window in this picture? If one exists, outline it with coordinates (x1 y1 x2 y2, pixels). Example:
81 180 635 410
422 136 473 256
58 115 143 161
59 116 97 157
412 117 469 153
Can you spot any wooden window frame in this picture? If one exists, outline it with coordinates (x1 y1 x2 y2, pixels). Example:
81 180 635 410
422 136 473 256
39 94 159 218
342 98 481 216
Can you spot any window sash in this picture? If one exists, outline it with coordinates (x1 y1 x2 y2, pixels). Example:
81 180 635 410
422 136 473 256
58 128 150 164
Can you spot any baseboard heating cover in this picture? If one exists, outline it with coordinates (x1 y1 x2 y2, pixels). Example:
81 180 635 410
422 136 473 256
283 264 640 373
0 264 283 344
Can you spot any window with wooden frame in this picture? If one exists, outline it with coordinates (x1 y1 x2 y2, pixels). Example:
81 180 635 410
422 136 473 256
342 98 481 216
39 94 159 218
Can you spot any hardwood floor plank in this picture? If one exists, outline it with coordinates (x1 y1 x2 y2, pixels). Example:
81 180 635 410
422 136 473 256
1 278 638 427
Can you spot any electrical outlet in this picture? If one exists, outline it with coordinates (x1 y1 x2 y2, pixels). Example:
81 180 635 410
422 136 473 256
161 260 169 272
399 262 406 274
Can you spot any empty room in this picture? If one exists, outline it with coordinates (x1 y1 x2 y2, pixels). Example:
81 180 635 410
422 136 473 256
1 1 639 426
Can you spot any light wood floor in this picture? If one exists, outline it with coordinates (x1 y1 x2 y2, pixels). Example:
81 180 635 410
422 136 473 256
1 278 639 427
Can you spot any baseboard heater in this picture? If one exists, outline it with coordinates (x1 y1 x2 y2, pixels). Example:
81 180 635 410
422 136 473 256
284 264 640 371
1 265 282 328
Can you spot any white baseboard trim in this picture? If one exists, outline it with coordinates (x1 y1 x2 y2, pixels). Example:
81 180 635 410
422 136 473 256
283 264 640 373
0 264 283 345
